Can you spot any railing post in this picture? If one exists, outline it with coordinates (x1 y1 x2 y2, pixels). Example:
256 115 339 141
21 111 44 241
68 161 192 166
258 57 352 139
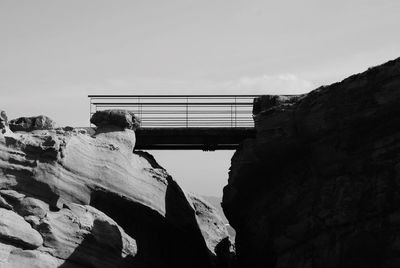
89 97 92 127
138 96 141 127
235 96 237 127
186 97 188 127
230 103 233 127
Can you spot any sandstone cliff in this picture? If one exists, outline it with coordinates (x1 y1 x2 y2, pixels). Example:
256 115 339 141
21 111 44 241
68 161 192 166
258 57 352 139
223 57 400 268
0 111 231 268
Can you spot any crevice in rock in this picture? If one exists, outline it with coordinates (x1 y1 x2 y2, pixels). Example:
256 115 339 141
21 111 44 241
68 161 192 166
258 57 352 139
89 184 214 268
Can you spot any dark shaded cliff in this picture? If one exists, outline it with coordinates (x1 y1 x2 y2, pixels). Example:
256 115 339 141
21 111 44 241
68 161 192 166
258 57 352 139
222 57 400 268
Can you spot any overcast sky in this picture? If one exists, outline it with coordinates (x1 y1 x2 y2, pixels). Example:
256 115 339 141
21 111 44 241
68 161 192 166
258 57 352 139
1 0 399 196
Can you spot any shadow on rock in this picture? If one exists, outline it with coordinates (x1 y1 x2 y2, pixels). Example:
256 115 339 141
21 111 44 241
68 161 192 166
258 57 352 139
215 237 237 268
164 176 214 268
88 179 215 268
59 219 135 268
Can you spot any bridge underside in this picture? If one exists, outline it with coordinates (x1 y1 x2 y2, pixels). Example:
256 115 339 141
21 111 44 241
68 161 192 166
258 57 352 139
134 127 255 150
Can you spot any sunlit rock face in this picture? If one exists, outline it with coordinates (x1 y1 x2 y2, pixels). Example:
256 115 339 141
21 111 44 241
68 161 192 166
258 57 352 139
223 58 400 268
0 110 231 268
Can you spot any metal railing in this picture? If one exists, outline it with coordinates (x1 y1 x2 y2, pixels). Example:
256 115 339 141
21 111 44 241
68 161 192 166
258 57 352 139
89 95 258 128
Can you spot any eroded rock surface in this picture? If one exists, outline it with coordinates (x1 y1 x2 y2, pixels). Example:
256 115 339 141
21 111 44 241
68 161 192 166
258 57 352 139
0 208 43 249
0 109 231 267
90 109 140 130
223 57 400 267
0 111 7 133
188 194 231 255
9 115 56 132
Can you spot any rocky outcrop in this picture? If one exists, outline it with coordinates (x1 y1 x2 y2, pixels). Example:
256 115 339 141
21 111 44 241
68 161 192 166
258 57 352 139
90 109 140 130
223 57 400 267
0 208 43 249
188 194 231 254
9 115 56 132
0 111 7 133
0 110 230 267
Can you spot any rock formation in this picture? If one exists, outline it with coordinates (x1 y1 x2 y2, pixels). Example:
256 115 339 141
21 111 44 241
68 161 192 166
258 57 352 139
223 57 400 267
0 111 8 132
90 109 140 130
9 115 56 132
0 110 231 267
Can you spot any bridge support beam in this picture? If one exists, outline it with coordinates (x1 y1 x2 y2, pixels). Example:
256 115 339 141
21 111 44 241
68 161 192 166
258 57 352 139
135 127 256 151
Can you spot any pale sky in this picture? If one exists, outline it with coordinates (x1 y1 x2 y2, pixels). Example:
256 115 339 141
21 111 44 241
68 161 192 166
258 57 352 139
1 0 399 196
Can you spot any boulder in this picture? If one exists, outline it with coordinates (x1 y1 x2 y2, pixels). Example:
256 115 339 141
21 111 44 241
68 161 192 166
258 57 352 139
90 109 140 130
188 194 229 253
0 111 7 126
0 203 137 268
9 115 56 132
188 194 236 268
0 111 7 134
35 203 137 267
63 126 74 132
0 208 43 249
0 196 12 210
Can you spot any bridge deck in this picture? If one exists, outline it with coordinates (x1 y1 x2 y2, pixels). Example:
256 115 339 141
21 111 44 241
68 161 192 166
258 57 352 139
135 127 255 150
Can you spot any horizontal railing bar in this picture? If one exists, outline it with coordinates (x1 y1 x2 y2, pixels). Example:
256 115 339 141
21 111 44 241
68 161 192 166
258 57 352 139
138 125 253 126
89 94 259 98
138 125 254 126
92 106 253 108
142 119 252 124
89 113 252 117
138 118 252 120
138 127 253 128
140 122 253 124
94 109 251 111
138 122 254 124
95 111 250 114
142 120 252 122
92 102 252 106
91 98 255 102
138 120 252 122
148 126 253 127
137 117 252 119
138 123 252 124
139 122 253 124
91 111 252 115
139 120 253 122
138 125 254 127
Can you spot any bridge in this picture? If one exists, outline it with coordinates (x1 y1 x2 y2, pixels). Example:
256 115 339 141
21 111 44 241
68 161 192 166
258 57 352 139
88 95 257 150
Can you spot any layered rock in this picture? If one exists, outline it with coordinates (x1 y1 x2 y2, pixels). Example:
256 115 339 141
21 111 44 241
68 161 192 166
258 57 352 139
0 110 230 267
0 111 7 133
9 115 56 132
90 109 140 130
223 57 400 267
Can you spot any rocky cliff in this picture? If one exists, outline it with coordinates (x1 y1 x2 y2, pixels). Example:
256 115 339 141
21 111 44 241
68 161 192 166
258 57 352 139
222 57 400 268
0 110 231 268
